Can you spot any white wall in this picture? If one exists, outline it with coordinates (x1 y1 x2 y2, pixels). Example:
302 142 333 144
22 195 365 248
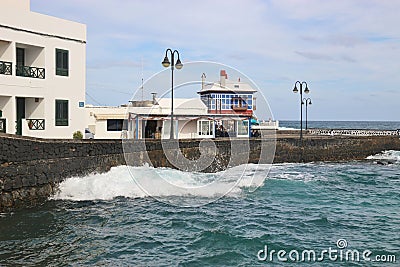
0 96 12 132
25 97 44 118
0 1 86 138
0 40 13 61
3 0 30 12
92 120 123 139
85 106 130 139
178 120 198 139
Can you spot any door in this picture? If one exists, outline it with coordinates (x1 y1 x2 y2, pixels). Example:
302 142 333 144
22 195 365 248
16 48 25 76
16 97 25 135
144 120 157 138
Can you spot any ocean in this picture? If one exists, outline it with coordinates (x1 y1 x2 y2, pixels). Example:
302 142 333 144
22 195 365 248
0 121 399 266
279 120 400 131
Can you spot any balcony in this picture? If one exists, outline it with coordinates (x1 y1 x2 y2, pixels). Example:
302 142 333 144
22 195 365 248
0 118 6 133
231 105 248 112
16 65 45 79
0 61 12 75
27 119 45 130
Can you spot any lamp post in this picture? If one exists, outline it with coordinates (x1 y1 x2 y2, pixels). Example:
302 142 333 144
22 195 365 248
302 98 312 130
162 49 183 139
293 81 309 141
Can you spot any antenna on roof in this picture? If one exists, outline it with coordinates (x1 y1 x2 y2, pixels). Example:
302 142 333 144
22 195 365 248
141 78 144 101
141 57 144 101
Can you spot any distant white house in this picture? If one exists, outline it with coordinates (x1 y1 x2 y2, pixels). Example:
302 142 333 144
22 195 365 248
127 70 268 140
0 0 86 138
85 97 210 139
86 70 278 140
128 97 211 139
85 105 129 139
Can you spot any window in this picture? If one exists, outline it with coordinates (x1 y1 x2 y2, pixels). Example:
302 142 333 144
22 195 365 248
56 49 69 76
198 120 213 136
55 100 68 126
211 99 216 110
107 119 128 131
238 120 249 136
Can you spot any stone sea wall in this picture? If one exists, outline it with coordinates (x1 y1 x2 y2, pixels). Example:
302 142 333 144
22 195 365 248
0 135 125 212
274 135 400 162
1 133 400 212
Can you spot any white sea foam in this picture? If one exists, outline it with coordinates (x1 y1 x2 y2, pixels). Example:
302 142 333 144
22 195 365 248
366 150 400 162
52 164 272 201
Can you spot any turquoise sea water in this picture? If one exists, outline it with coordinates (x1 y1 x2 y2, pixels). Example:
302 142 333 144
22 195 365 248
279 120 400 130
1 150 399 266
1 121 399 266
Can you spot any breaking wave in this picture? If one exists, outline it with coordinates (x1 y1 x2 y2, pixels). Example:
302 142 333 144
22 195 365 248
366 150 400 163
52 164 271 202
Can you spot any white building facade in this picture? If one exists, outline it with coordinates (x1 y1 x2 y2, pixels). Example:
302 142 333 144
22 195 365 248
0 0 86 138
85 105 129 139
128 98 211 140
85 98 209 140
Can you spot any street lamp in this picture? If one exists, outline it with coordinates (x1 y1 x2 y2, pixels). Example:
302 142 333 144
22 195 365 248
302 98 312 130
162 48 183 139
293 81 309 141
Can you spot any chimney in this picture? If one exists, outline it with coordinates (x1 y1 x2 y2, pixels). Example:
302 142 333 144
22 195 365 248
201 73 206 90
220 70 227 87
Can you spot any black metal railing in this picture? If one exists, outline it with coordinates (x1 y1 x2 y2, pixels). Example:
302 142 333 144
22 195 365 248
27 119 45 130
0 118 6 133
0 61 12 75
16 65 45 79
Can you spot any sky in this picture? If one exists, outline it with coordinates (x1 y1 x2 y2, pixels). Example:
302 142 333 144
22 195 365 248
30 0 400 121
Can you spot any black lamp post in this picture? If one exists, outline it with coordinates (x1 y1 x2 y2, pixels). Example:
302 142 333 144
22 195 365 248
293 81 309 141
162 49 183 139
302 98 312 130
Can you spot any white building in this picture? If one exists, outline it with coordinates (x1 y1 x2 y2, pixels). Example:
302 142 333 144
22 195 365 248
86 70 277 140
85 98 210 139
0 0 86 138
85 70 278 140
85 105 129 139
128 97 212 139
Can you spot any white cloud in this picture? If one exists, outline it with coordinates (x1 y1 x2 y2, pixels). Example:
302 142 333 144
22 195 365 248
30 0 400 120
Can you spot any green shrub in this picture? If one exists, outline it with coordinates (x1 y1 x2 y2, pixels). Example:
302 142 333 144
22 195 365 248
73 130 83 139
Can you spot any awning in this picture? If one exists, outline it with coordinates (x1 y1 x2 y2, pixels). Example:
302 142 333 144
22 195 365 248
250 118 259 125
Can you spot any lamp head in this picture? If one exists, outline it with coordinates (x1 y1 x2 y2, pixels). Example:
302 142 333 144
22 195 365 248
309 100 312 105
162 56 170 68
175 58 183 70
304 86 310 94
293 85 299 93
